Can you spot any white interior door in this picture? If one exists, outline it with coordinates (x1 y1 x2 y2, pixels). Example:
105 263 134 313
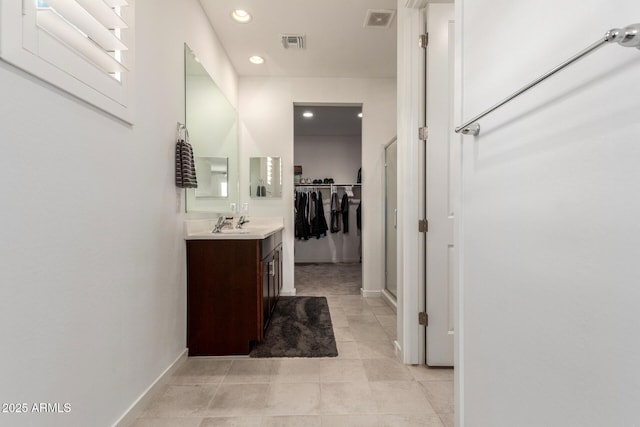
425 3 455 367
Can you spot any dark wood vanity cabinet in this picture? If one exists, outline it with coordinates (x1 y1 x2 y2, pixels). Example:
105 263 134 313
186 233 282 356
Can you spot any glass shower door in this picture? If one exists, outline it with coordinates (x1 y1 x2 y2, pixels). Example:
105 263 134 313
385 139 398 298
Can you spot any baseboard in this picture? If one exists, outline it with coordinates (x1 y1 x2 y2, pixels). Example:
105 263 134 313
295 258 361 264
280 288 297 296
360 289 382 298
113 348 188 427
381 289 397 313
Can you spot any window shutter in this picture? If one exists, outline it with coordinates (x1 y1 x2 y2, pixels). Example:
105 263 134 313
36 0 129 77
0 0 135 123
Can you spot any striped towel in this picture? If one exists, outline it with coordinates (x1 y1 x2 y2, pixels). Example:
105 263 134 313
175 138 198 188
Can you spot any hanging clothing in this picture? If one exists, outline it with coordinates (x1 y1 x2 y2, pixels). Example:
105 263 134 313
330 192 341 233
295 191 311 240
304 191 316 232
311 191 328 238
341 193 349 233
310 192 319 237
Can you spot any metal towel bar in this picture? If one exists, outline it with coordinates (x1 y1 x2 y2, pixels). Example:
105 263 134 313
455 23 640 136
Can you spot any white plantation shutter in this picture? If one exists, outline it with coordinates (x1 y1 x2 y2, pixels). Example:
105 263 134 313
37 0 129 75
0 0 134 123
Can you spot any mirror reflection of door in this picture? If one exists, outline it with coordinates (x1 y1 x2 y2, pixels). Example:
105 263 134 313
195 157 228 198
385 139 398 298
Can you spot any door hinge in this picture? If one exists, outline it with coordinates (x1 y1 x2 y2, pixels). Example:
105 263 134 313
419 219 428 233
419 312 428 326
418 126 428 141
418 33 428 49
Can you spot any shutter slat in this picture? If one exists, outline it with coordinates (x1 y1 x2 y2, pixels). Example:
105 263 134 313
37 9 128 74
75 0 128 29
44 0 127 52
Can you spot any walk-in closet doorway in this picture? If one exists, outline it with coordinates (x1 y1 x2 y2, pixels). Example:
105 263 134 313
293 104 363 296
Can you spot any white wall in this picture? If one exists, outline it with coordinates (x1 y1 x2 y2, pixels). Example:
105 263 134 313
238 77 396 295
458 1 640 425
0 1 238 426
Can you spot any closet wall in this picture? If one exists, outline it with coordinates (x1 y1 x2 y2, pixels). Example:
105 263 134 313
295 135 361 263
295 136 361 183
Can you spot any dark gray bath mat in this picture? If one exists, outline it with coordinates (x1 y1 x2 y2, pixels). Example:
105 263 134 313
250 296 338 358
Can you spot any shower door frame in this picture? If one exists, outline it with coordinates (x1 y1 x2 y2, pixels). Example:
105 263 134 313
384 138 398 300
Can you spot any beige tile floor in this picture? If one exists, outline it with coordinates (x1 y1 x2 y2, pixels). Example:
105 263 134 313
134 263 453 427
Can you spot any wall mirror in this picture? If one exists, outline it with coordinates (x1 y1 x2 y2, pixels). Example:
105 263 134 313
250 157 283 198
184 43 238 212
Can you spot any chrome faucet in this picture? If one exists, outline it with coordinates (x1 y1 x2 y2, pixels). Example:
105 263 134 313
236 216 250 229
212 216 232 233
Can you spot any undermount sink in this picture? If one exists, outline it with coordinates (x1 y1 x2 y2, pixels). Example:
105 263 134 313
217 229 250 234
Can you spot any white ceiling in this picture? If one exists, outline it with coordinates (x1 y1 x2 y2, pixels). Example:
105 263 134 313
294 106 363 137
199 0 398 78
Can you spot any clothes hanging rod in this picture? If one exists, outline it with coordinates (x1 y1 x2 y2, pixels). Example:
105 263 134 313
294 183 361 187
455 23 640 136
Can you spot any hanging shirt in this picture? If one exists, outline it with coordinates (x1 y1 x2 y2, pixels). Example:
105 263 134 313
295 192 311 240
311 191 329 238
330 191 341 233
341 193 349 233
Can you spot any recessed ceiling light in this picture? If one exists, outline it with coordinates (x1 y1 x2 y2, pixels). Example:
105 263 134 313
232 9 252 23
303 111 314 118
358 112 363 118
249 55 264 65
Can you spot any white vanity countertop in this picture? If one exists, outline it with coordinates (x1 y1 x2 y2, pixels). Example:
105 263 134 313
184 216 284 240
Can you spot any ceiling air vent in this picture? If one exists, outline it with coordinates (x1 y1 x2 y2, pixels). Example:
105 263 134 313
281 34 306 49
363 9 396 28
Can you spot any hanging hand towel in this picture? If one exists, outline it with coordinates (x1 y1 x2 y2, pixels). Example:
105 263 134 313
175 137 198 189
